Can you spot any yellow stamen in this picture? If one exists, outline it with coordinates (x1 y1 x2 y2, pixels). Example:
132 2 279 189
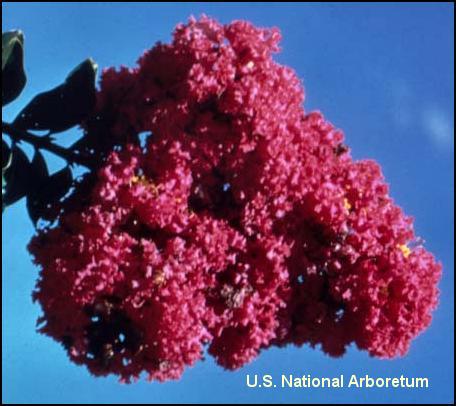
153 270 165 286
343 198 352 211
130 175 161 196
130 175 147 186
398 244 411 258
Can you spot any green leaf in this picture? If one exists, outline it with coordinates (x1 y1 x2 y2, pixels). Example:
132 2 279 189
2 139 12 171
30 149 49 182
2 175 6 213
13 58 98 133
44 166 73 202
2 30 26 106
2 31 23 70
2 140 12 211
27 164 73 225
3 145 32 206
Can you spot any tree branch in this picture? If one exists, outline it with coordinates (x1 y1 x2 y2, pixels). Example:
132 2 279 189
2 121 94 168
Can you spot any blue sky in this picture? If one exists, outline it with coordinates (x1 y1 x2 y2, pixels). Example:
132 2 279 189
2 2 454 404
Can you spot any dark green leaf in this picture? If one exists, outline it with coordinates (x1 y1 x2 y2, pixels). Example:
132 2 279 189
2 139 12 171
30 149 49 182
26 192 42 226
43 166 73 202
2 31 23 70
2 174 6 213
3 145 32 206
27 166 73 225
2 30 26 106
13 58 97 133
2 140 12 211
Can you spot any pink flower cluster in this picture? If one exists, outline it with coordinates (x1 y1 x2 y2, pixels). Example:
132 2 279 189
29 16 441 382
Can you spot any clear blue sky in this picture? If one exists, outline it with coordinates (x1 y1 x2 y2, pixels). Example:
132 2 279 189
2 2 454 404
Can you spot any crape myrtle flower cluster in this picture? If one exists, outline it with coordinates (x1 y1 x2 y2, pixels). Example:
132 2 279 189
29 16 441 383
